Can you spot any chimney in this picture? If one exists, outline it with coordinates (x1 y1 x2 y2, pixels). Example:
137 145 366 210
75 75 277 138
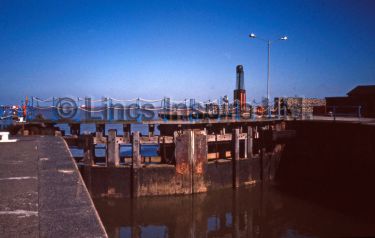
234 65 246 113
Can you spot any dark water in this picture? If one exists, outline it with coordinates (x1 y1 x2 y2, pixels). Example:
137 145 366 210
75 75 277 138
93 184 375 238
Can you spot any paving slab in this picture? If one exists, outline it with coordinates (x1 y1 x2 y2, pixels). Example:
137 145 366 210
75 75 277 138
0 135 107 238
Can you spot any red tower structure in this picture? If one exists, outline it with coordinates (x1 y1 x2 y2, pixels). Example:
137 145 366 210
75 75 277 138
234 65 246 112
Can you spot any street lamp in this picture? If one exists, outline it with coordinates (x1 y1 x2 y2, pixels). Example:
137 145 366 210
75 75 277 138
249 33 287 118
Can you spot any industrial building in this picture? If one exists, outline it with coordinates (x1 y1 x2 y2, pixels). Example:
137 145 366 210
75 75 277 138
274 97 326 118
326 85 375 117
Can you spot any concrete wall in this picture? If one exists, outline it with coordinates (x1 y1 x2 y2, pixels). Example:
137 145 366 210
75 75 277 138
277 121 375 213
278 121 375 184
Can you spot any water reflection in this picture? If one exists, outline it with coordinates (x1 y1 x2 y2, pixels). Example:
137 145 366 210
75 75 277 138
93 184 375 238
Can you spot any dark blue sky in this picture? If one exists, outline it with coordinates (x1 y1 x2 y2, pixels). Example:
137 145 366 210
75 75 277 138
1 0 375 104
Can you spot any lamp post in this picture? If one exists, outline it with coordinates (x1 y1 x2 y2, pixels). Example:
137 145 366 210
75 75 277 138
249 33 287 118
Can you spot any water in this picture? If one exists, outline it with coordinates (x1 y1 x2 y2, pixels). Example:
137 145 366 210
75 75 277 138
59 123 160 158
55 123 159 136
93 184 375 238
0 117 14 130
70 144 158 158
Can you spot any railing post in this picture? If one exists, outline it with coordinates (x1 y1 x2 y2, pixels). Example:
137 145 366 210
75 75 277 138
247 126 253 159
70 123 80 136
136 98 141 122
284 105 287 118
123 124 131 143
84 97 89 120
333 106 336 121
107 129 120 167
161 136 167 163
232 128 240 188
187 129 195 166
132 131 141 169
102 97 108 121
260 147 266 181
109 98 113 121
244 136 248 159
82 134 93 197
131 131 141 198
83 135 95 165
148 124 155 137
96 123 105 140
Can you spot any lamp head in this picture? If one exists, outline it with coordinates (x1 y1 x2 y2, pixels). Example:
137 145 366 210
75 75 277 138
249 33 256 38
280 36 288 40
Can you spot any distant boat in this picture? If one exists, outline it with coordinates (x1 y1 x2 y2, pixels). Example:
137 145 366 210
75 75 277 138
0 105 21 130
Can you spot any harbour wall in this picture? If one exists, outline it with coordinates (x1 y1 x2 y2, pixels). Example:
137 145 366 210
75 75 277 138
81 152 282 198
78 121 288 198
277 120 375 215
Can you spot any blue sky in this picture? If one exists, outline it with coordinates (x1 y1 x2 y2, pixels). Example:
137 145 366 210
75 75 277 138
0 0 375 104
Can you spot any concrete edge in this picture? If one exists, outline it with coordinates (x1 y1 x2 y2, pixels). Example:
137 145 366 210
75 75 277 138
60 136 108 238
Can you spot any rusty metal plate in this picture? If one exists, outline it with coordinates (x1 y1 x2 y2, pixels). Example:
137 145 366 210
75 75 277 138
194 133 207 174
175 134 190 175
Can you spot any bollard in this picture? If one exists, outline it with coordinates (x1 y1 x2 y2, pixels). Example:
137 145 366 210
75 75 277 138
247 126 253 159
107 129 120 167
232 128 240 188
